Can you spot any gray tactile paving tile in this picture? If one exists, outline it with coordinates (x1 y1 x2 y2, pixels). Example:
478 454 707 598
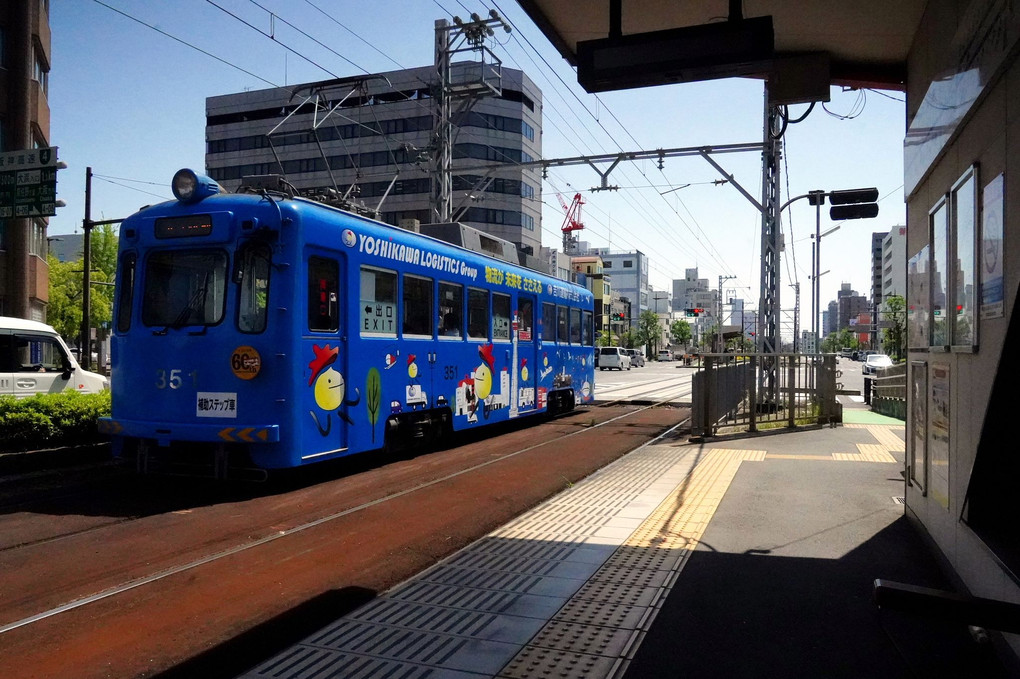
240 441 700 679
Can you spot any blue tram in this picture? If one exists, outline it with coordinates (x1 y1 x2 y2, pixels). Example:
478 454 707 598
99 170 595 476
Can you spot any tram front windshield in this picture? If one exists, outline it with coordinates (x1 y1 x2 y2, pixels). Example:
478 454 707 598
142 250 227 328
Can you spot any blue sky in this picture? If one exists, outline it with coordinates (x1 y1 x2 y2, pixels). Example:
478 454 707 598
48 0 907 336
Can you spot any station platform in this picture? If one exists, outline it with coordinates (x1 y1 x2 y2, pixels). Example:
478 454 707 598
239 398 1010 678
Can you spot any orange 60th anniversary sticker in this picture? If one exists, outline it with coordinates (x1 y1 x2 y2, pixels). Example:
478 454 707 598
231 346 262 380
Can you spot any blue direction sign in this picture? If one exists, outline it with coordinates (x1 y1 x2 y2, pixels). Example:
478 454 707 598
0 147 59 218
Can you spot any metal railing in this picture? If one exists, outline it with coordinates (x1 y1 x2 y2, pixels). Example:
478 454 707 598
870 363 906 420
691 353 840 437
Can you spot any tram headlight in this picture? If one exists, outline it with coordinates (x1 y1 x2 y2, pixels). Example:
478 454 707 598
172 169 221 204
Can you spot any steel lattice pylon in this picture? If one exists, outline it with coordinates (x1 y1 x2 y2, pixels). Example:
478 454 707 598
757 93 783 404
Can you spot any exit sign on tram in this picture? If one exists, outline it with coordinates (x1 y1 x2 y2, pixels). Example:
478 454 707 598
0 147 59 218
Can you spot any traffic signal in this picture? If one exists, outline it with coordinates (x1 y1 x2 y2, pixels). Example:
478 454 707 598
828 188 879 220
684 308 704 317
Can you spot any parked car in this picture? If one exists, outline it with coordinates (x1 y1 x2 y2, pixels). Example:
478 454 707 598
862 353 893 375
599 346 631 370
658 349 672 362
0 316 109 397
625 349 645 367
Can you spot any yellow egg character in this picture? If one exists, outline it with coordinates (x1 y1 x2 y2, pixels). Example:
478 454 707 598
313 367 345 411
475 363 493 400
408 361 418 379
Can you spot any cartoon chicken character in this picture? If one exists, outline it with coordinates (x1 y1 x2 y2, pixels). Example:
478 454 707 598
464 344 495 423
308 344 360 436
405 354 428 409
474 344 495 401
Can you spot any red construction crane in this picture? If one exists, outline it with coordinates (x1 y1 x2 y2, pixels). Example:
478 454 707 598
557 192 585 253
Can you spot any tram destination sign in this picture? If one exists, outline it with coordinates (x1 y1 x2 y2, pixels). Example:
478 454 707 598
0 147 59 218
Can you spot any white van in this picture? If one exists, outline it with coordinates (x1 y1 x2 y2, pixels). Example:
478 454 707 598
0 317 109 397
598 346 631 371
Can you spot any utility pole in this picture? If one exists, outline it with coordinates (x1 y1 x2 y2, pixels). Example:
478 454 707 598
756 89 783 404
717 274 735 352
79 167 125 371
80 167 93 370
432 12 510 223
789 283 800 352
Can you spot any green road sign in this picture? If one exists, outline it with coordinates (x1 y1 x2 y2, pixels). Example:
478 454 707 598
0 147 59 218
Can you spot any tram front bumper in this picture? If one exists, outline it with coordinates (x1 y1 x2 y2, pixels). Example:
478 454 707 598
98 418 280 447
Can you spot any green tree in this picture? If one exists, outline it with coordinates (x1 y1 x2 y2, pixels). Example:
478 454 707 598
46 255 82 340
881 294 907 361
47 224 119 345
669 319 692 351
821 328 858 354
596 329 615 347
636 310 660 355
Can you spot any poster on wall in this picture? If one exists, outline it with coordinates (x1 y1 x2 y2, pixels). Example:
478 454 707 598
981 173 1004 319
908 245 930 349
910 361 927 493
930 363 951 510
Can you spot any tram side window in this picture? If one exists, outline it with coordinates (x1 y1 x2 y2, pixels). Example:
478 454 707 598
569 308 581 344
116 253 136 333
556 305 568 343
403 274 433 337
236 242 271 334
582 310 593 346
361 266 397 336
492 292 511 341
308 257 339 332
467 287 488 339
439 281 463 337
518 298 534 341
542 302 556 342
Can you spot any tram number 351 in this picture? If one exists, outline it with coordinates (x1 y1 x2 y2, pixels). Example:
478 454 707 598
156 369 198 390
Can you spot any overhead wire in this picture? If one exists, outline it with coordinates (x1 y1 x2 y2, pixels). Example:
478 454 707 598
90 0 282 91
94 0 751 296
487 0 753 287
487 5 719 280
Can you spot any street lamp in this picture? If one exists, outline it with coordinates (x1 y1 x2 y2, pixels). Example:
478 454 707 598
813 224 840 344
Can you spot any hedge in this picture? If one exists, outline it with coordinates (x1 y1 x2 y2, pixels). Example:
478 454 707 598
0 391 112 452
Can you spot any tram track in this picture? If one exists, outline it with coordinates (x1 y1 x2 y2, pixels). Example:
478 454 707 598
595 372 694 406
1 401 693 676
0 402 668 559
1 401 677 636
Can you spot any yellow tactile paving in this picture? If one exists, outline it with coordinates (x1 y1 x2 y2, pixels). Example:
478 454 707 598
864 425 906 452
837 423 903 462
833 443 898 463
501 432 905 679
626 449 764 553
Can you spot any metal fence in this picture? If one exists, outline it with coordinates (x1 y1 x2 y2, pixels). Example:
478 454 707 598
691 353 840 437
870 362 906 420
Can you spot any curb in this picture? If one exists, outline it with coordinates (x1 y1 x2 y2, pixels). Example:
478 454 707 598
0 442 112 475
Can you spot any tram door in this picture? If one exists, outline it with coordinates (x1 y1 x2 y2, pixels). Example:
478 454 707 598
303 254 350 457
515 295 538 414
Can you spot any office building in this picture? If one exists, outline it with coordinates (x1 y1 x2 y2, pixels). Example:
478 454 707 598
881 225 906 301
205 65 543 255
588 248 649 328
